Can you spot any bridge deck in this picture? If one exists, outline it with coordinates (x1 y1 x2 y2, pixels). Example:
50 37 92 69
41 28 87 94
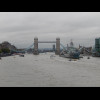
38 41 56 43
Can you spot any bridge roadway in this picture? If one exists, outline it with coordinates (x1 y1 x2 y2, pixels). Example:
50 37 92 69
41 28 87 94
38 41 56 43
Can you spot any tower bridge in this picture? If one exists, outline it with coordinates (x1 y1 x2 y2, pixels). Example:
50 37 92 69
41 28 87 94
11 37 66 55
34 37 60 55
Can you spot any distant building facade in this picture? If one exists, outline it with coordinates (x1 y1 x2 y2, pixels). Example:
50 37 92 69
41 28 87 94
70 39 74 47
53 44 55 51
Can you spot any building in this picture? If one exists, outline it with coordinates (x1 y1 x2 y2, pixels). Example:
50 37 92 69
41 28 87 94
70 39 74 47
0 41 17 51
53 44 55 51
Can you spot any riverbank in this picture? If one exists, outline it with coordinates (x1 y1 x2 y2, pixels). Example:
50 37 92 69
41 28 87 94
0 53 12 57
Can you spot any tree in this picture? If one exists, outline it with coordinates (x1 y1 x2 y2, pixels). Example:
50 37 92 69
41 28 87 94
0 49 2 53
1 48 10 53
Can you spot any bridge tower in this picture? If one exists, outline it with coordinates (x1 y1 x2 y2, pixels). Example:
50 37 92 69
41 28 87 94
34 37 39 55
55 38 60 55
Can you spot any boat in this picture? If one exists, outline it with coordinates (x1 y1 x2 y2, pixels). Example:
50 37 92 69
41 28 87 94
19 55 24 57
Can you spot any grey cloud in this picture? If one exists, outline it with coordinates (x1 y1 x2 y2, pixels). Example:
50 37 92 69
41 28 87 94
0 12 100 48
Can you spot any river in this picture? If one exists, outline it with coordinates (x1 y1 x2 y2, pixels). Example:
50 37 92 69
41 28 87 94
0 52 100 87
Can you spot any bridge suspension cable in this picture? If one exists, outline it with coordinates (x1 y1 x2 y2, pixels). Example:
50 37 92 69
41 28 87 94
11 43 34 53
60 43 66 51
24 43 34 51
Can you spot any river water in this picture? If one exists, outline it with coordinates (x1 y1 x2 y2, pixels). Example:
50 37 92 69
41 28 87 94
0 52 100 87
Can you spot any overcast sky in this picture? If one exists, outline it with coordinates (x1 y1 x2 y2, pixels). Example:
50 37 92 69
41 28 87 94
0 12 100 48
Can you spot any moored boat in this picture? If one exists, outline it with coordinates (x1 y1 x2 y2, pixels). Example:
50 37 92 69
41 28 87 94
19 55 24 57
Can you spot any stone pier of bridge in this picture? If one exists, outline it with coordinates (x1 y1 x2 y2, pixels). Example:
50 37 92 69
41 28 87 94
33 37 39 55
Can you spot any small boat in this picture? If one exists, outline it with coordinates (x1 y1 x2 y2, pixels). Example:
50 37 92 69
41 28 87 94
50 55 55 58
19 55 24 57
87 57 90 59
